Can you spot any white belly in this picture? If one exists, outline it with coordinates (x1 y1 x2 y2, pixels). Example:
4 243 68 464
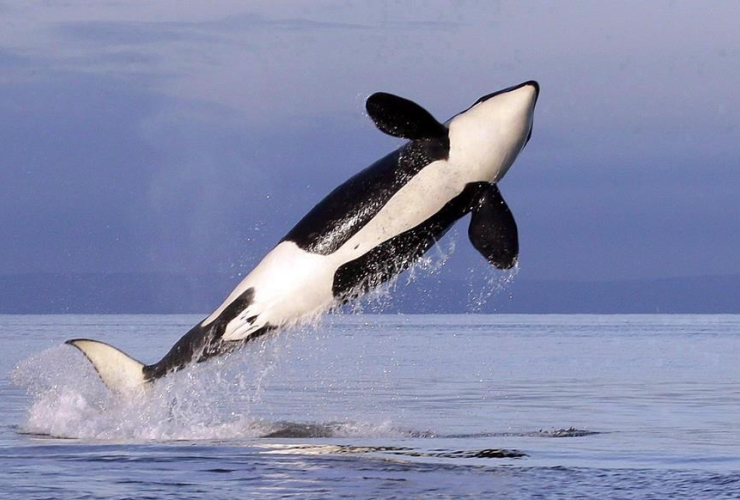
336 159 464 261
211 158 470 341
204 242 337 340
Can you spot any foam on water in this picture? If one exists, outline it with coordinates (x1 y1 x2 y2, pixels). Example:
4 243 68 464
10 329 425 442
4 314 740 498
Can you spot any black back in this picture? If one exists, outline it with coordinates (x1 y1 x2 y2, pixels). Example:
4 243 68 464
282 92 451 255
332 182 490 300
282 137 450 255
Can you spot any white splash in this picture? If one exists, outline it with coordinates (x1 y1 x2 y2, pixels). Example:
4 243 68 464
10 325 425 442
11 340 279 440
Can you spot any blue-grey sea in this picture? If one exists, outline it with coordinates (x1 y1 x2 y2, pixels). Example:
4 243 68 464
2 314 739 498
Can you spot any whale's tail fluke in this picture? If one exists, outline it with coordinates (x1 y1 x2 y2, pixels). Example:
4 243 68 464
65 339 148 393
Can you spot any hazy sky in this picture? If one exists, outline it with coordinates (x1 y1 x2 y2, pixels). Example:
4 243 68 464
1 1 738 284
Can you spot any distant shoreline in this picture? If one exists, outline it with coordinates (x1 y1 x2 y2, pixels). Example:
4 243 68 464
2 273 738 314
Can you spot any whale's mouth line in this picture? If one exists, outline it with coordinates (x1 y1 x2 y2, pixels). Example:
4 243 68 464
475 80 540 106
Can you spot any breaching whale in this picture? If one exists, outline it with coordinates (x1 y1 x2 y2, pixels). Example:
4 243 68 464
67 81 539 393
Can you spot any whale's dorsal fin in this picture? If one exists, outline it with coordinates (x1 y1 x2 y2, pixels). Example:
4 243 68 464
468 183 518 269
366 92 447 140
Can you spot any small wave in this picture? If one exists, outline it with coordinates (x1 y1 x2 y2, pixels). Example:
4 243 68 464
402 448 527 459
260 443 526 459
261 421 434 439
445 427 601 439
537 427 600 438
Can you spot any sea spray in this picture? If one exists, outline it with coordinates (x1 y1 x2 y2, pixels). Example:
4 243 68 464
467 262 520 312
339 234 457 315
9 235 470 442
10 320 427 441
11 335 291 440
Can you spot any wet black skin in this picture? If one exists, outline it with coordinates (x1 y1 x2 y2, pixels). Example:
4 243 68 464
142 288 268 381
141 89 528 381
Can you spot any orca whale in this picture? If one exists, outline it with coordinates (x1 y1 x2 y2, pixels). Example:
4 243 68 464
67 81 539 393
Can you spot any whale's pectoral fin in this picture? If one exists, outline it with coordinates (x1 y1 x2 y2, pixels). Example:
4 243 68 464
366 92 447 140
468 183 519 269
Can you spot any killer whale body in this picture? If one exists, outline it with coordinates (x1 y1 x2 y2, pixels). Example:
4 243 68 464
67 81 539 393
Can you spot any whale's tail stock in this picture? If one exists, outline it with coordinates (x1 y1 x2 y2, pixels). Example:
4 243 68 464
65 339 148 393
65 288 265 394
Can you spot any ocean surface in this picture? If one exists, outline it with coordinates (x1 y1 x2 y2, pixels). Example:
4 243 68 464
2 314 739 498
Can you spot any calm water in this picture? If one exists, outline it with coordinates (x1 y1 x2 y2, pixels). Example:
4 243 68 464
2 314 740 498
